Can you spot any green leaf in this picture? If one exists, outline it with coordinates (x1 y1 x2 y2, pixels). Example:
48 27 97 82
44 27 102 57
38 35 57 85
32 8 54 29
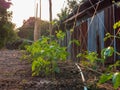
101 47 114 59
70 28 74 33
32 60 40 76
105 47 114 56
68 39 80 46
113 61 120 68
51 21 56 25
82 52 98 64
113 20 120 30
76 53 82 58
54 67 60 73
56 30 65 40
112 72 120 89
99 73 113 84
104 33 111 41
32 72 37 76
101 49 106 59
32 60 37 72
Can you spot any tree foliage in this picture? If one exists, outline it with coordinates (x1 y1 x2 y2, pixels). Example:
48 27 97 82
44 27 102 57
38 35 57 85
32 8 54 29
0 0 18 49
57 7 69 21
55 0 79 26
66 0 79 13
18 17 49 40
0 0 12 9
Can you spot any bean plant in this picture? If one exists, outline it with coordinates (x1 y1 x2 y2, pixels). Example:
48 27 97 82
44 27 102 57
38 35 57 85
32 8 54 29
25 31 68 76
77 21 120 89
98 21 120 89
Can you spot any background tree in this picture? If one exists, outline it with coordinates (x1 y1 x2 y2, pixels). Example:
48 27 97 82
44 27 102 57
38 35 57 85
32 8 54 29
53 0 79 30
55 0 79 22
66 0 79 13
57 7 69 21
18 17 49 40
0 0 18 49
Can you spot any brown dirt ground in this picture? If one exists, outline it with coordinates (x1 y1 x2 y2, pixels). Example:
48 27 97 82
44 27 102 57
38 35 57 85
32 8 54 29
0 50 115 90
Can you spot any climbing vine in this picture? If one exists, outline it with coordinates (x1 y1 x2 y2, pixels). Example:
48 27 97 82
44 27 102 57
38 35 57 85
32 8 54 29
77 21 120 89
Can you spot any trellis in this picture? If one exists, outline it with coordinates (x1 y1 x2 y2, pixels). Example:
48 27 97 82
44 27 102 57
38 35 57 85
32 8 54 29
63 0 120 63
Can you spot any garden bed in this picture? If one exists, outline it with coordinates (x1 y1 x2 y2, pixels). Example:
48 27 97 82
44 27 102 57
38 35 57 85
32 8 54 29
0 50 114 90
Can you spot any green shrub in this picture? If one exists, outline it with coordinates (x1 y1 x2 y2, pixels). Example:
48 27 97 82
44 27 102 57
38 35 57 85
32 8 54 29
25 31 68 76
99 21 120 89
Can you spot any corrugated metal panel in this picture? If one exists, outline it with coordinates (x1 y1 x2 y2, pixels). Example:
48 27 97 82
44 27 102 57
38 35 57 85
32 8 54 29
66 30 71 60
61 3 120 63
71 27 81 60
79 21 88 52
87 11 104 53
64 0 118 24
70 21 88 61
115 6 120 60
104 5 115 63
104 6 114 46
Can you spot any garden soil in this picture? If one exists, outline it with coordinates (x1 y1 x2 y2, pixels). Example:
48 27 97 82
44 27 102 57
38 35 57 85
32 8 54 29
0 50 114 90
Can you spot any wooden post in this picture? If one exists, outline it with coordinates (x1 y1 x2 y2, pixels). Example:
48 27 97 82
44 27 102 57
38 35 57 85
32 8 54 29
34 3 40 41
49 0 52 36
39 0 41 37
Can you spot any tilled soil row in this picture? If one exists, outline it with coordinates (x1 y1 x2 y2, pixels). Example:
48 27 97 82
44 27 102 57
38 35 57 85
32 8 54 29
0 50 114 90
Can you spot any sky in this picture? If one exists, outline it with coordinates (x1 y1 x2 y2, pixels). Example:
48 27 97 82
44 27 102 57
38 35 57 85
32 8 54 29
9 0 66 27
